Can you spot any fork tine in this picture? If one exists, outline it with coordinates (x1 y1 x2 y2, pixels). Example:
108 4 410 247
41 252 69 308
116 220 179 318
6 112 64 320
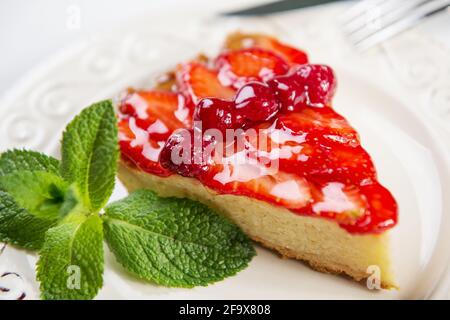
339 0 388 22
342 0 427 34
348 0 430 41
354 0 450 51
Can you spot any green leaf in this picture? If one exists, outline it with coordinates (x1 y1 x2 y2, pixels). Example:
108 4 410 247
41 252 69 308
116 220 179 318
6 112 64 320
0 149 60 176
60 100 118 212
0 171 67 219
103 190 255 288
0 191 58 250
58 185 82 218
0 171 69 250
37 212 104 300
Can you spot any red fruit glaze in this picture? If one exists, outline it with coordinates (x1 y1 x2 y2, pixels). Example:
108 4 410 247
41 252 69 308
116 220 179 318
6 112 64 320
119 39 397 235
194 82 280 134
194 98 245 134
159 127 214 177
234 82 280 123
269 64 337 112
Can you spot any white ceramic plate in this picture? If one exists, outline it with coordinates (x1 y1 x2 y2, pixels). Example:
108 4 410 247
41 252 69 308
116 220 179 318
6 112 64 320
0 10 449 300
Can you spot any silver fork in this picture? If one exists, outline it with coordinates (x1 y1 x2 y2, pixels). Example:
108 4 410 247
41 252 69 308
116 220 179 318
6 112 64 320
340 0 450 51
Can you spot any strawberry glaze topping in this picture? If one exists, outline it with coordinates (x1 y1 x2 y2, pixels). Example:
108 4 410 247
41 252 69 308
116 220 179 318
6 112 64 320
268 64 337 112
118 34 397 234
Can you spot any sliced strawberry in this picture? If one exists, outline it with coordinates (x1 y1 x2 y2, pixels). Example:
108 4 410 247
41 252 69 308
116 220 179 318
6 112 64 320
234 109 372 185
199 139 386 229
119 117 171 176
267 110 373 184
280 143 375 185
337 182 398 234
306 182 368 223
215 48 289 88
176 62 236 107
265 37 309 65
225 32 308 65
201 155 312 210
277 108 360 147
290 179 397 234
118 89 193 176
119 90 192 129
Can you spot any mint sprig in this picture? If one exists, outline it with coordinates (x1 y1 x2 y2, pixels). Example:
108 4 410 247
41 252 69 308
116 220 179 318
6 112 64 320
37 212 104 300
0 191 58 250
104 190 255 287
0 149 60 176
0 153 66 249
0 171 67 218
61 100 118 212
0 99 255 300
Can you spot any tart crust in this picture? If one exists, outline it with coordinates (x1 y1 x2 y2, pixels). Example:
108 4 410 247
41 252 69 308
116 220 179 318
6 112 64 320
118 160 397 289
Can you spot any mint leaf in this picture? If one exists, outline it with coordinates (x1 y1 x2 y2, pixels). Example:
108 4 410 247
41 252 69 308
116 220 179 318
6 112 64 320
103 190 255 287
0 171 68 250
58 185 82 218
0 149 59 176
0 191 57 250
0 171 67 218
60 100 118 212
37 212 104 300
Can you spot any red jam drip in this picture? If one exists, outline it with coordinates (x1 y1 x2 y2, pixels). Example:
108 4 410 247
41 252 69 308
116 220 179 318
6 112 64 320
118 38 397 234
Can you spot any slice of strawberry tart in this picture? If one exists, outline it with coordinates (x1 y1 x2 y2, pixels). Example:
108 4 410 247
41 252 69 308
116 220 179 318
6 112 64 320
117 32 398 289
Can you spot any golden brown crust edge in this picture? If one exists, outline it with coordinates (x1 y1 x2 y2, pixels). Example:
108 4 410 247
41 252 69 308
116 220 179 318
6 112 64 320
117 161 397 290
250 235 394 289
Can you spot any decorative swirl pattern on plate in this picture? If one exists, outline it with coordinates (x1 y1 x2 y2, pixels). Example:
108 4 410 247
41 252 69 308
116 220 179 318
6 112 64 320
81 38 122 81
380 32 450 130
430 85 450 120
394 55 440 89
1 113 45 150
0 271 26 300
122 32 199 73
31 81 75 118
0 244 27 300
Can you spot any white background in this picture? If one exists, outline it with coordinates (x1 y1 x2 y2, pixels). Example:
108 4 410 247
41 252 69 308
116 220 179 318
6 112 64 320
0 0 449 97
